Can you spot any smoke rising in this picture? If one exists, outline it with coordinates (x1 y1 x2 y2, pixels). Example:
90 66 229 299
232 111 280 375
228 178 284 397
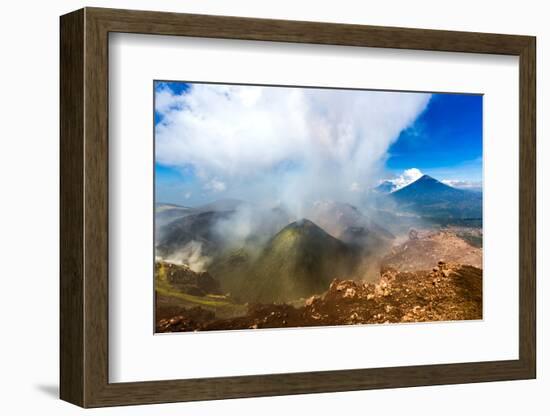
164 241 212 273
155 83 431 215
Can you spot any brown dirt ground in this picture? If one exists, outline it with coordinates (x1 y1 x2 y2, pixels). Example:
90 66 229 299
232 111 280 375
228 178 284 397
156 261 482 332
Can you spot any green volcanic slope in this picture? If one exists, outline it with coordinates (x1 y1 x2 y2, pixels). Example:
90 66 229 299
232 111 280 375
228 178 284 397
243 219 357 303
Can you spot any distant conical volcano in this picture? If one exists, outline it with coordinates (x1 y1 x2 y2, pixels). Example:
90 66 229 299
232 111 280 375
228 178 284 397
242 219 358 303
391 175 482 219
397 174 456 192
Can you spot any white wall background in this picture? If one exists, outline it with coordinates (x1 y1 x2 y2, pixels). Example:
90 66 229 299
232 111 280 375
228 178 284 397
0 0 545 414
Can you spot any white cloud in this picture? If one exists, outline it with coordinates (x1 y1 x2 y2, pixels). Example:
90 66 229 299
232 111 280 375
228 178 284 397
442 179 482 190
204 178 226 192
349 182 361 192
384 168 424 192
155 83 431 208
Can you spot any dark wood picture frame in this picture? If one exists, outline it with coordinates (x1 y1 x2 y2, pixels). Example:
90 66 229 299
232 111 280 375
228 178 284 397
60 7 536 408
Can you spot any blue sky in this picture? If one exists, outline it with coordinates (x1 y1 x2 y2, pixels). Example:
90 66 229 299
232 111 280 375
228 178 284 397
386 93 482 182
154 82 482 206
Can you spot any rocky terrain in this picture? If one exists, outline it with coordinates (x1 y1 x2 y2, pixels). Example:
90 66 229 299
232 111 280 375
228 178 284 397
156 261 482 332
382 229 482 271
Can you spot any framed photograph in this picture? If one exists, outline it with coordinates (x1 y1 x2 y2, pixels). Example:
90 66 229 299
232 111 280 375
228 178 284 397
60 7 536 407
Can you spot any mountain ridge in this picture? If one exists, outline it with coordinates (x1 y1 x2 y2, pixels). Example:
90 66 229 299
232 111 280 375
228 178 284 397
241 219 358 303
391 174 482 219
